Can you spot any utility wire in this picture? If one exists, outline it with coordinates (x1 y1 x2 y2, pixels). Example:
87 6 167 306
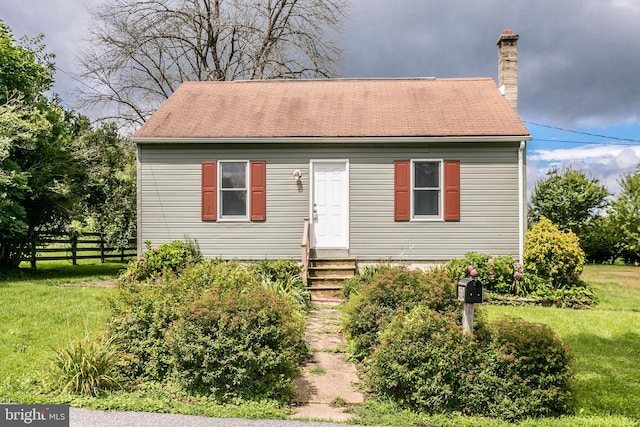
525 121 640 144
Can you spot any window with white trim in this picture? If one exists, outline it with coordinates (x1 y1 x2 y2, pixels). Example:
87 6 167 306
412 160 442 219
219 161 249 219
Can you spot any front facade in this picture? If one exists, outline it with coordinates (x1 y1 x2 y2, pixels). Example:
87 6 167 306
133 78 530 263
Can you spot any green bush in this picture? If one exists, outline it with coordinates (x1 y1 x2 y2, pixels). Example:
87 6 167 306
119 239 202 283
487 317 574 420
50 336 120 397
362 310 573 420
106 260 239 380
524 217 585 287
342 267 457 361
249 259 311 313
341 264 393 300
367 306 481 413
167 284 307 402
444 253 525 295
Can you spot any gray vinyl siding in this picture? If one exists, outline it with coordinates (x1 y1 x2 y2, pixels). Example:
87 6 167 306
138 142 522 261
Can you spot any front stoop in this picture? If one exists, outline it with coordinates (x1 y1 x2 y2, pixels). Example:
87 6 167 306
307 258 356 298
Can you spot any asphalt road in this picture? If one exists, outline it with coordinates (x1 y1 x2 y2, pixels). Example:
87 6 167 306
70 408 361 427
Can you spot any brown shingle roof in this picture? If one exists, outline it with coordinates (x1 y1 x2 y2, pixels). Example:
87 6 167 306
133 78 530 139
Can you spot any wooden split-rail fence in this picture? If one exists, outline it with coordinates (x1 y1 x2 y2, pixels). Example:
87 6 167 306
23 232 136 268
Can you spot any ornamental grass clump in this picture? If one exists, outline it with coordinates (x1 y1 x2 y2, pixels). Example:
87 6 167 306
50 336 120 397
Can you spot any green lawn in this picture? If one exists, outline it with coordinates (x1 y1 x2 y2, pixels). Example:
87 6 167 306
0 261 122 402
485 264 640 421
1 262 638 426
0 261 290 419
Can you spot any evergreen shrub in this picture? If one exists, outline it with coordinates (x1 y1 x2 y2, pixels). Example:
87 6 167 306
524 217 585 288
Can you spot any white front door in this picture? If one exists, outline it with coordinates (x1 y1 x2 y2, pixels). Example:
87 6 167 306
311 161 349 248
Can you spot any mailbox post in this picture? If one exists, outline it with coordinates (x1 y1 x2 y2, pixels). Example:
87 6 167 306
457 278 484 335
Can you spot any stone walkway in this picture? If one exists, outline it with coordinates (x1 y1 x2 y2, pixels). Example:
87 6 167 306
291 300 364 422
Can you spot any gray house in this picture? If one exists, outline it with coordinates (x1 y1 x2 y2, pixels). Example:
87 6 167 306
132 31 530 278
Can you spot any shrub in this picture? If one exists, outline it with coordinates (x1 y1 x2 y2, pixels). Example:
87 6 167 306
342 267 457 361
341 263 393 300
487 317 574 420
119 239 202 283
444 253 524 295
524 217 585 287
167 284 307 402
249 259 311 314
50 336 120 397
363 310 573 420
367 306 482 413
106 260 241 380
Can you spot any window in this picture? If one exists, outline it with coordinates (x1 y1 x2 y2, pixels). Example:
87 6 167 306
412 160 442 219
219 161 249 219
201 160 266 222
394 159 459 222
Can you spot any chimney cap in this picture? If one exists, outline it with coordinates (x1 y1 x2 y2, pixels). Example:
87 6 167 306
497 29 519 45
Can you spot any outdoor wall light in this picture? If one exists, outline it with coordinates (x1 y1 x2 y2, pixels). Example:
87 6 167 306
293 170 302 182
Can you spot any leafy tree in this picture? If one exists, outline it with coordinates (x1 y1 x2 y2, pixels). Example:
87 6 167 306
579 215 619 263
77 0 347 126
0 22 87 267
608 166 640 263
73 121 137 250
529 167 609 235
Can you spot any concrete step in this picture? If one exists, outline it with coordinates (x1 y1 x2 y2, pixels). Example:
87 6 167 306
306 258 356 298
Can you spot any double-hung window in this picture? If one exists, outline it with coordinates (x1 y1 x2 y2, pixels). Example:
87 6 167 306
219 161 249 219
412 160 442 219
202 160 266 222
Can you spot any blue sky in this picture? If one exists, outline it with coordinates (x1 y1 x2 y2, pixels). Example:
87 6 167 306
525 122 640 196
1 0 639 196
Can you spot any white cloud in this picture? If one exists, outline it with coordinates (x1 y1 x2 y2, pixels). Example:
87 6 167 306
528 144 640 195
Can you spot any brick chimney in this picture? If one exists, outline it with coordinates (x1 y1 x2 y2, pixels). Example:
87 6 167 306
497 29 519 111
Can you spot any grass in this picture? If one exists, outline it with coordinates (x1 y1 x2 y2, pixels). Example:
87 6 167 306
0 260 290 419
307 367 327 375
485 265 640 420
2 261 638 425
349 264 640 426
0 261 122 401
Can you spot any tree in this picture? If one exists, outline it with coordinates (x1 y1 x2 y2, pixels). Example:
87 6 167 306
0 22 87 267
608 166 640 263
73 121 137 250
529 167 609 235
77 0 347 127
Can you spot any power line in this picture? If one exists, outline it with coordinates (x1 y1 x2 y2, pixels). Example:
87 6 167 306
533 138 640 147
525 121 640 144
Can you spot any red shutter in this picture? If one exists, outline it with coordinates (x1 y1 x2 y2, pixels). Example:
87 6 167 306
394 160 410 221
443 160 460 221
201 161 217 221
250 160 266 221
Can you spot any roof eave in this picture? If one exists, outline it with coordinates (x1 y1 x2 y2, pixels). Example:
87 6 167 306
132 135 532 144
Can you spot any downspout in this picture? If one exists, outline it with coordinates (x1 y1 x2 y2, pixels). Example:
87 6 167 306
136 143 142 255
518 140 526 264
